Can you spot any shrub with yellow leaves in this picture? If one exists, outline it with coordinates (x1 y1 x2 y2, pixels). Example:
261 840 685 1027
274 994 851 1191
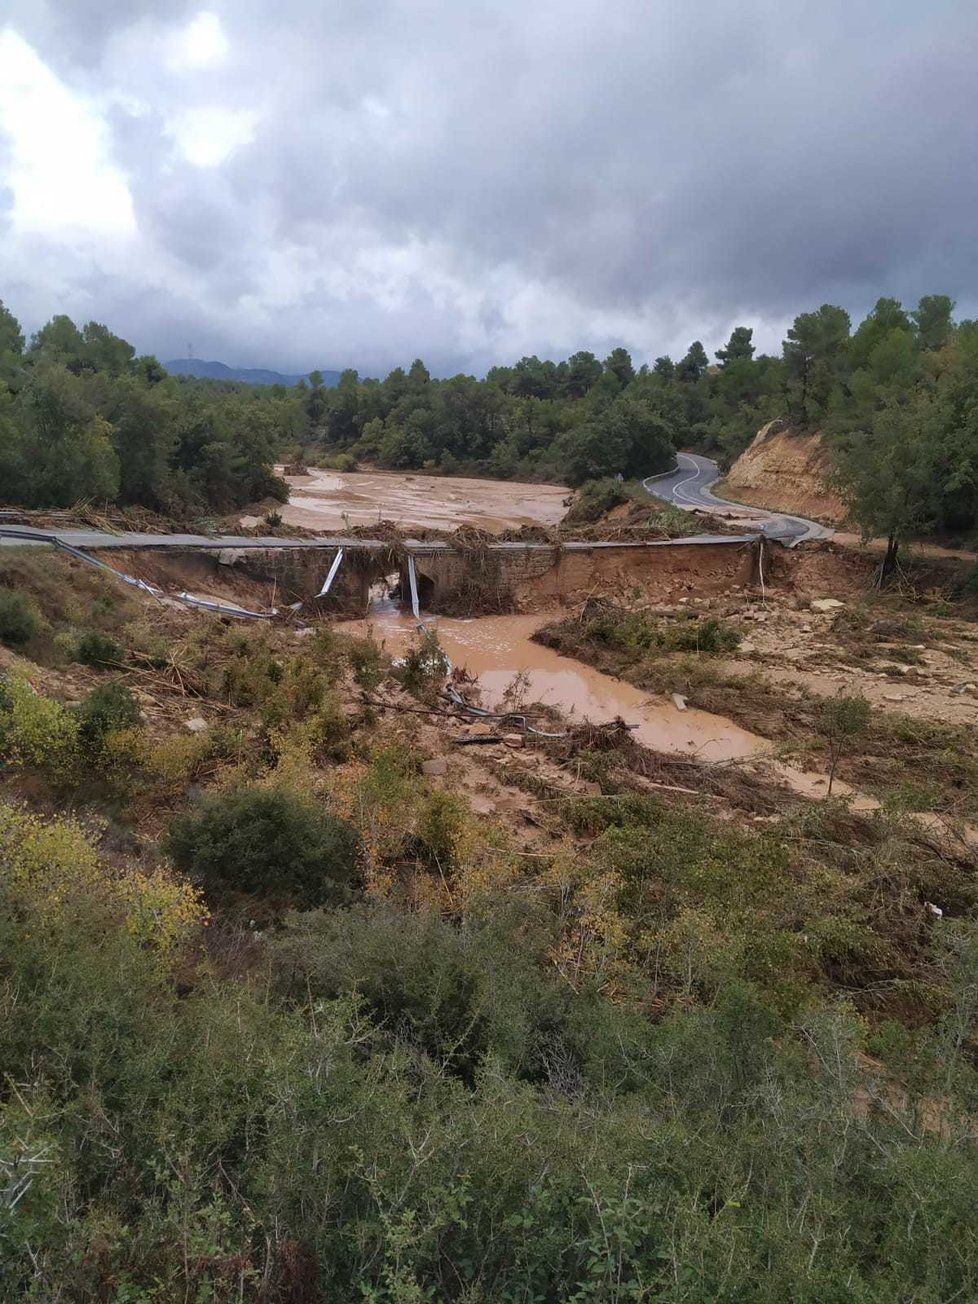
0 671 79 777
0 803 206 958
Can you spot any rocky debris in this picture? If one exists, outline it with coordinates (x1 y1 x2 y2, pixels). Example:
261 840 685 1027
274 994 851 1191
184 716 208 733
421 757 448 776
810 598 845 613
671 693 688 712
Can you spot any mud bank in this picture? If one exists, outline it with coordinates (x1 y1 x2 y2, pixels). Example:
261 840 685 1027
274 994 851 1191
267 468 569 533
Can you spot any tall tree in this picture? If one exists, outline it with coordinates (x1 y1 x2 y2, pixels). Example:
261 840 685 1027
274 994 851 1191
715 326 754 366
783 305 851 426
563 351 603 398
0 299 24 388
832 387 947 578
676 341 709 382
0 299 24 357
912 295 955 351
849 298 911 371
603 347 635 388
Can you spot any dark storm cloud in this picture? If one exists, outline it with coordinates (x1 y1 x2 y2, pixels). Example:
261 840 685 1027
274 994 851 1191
1 0 976 373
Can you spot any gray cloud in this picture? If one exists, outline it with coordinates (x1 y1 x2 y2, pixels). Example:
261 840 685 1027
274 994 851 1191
1 0 976 374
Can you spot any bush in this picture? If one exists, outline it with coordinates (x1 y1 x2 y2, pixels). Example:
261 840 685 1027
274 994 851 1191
563 478 628 524
72 630 123 668
397 628 450 699
584 605 741 655
0 672 79 775
0 589 39 646
269 903 571 1083
165 785 361 906
75 681 142 749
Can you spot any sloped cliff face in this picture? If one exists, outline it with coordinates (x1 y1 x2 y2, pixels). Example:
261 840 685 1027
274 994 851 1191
721 420 847 524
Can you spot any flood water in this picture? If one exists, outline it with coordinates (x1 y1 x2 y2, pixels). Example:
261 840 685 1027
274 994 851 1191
270 467 569 533
354 598 769 764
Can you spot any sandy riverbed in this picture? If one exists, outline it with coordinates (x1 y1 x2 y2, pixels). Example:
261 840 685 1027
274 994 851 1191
266 467 570 533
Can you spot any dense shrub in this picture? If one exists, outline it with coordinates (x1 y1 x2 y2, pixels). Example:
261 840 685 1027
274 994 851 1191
563 477 628 523
165 784 361 905
75 680 142 748
0 671 79 774
72 629 123 668
0 588 40 646
583 605 742 655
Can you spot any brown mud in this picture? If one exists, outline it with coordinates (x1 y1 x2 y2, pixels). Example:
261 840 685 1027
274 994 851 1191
265 467 569 533
353 601 769 764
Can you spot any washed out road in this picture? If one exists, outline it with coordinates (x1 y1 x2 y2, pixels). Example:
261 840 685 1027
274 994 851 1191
645 451 833 546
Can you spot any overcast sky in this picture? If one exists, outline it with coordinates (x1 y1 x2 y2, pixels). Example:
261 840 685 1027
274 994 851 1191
0 1 976 377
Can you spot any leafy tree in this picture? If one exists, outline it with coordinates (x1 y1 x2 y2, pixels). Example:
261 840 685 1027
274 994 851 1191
81 321 135 374
407 357 431 388
106 376 178 509
715 326 754 366
676 340 709 382
912 294 955 351
849 298 911 371
304 369 328 427
557 396 675 485
29 315 95 378
783 304 851 426
563 350 603 398
0 299 24 388
832 387 947 576
0 299 23 356
603 346 635 388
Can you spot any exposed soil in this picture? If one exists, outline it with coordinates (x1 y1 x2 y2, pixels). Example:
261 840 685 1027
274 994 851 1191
721 422 846 524
265 467 570 533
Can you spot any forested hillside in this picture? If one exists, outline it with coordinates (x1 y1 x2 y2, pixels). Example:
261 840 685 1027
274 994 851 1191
0 307 288 514
4 295 978 559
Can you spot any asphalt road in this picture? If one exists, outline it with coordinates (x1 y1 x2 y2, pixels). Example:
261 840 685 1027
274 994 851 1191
644 452 833 546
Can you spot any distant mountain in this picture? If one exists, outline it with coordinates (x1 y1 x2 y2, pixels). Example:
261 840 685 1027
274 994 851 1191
165 358 342 387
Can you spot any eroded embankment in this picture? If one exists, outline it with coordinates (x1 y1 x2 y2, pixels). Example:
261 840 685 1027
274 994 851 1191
721 421 846 524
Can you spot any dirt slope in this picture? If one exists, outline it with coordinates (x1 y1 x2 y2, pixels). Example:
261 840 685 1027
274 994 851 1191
720 421 847 524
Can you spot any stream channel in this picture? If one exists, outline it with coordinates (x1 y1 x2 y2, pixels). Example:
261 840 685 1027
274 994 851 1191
353 592 769 765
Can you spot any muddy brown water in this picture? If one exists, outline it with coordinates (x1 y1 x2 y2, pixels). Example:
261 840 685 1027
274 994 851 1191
354 599 769 764
266 467 570 533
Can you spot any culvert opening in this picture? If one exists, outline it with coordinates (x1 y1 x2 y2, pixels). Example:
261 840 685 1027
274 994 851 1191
413 570 436 612
367 570 402 615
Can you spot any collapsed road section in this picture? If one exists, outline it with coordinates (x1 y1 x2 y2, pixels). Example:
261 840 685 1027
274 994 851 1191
1 523 767 620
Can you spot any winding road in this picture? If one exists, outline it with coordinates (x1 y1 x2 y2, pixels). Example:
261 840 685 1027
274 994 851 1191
644 451 833 546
